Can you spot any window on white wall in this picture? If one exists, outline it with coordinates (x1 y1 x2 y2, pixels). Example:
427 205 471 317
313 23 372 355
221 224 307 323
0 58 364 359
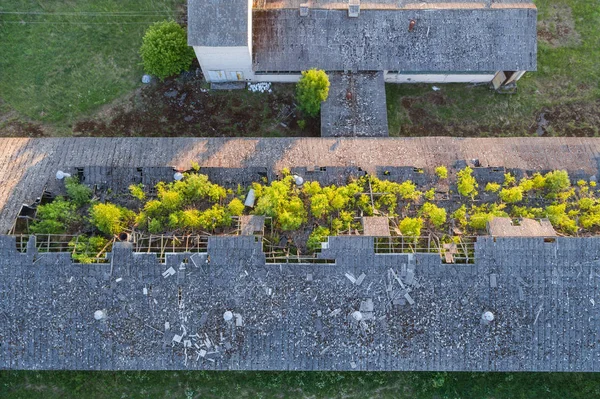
207 70 226 82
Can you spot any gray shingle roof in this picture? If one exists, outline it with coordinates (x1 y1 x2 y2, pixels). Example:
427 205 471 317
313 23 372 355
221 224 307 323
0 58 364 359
188 0 249 46
2 234 599 371
253 8 537 72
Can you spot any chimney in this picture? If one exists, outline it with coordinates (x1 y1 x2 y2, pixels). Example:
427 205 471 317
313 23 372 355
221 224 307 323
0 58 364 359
299 3 309 17
481 311 494 325
408 20 416 32
348 0 360 17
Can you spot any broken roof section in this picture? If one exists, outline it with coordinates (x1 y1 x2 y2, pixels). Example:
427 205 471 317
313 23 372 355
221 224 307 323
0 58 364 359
488 217 557 237
253 7 537 72
362 216 390 236
188 0 250 46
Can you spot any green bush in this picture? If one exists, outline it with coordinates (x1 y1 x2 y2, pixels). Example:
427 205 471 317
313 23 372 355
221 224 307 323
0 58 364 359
227 198 245 216
435 166 448 179
544 170 570 193
129 184 146 201
140 20 195 80
69 236 110 263
500 187 524 203
457 166 478 198
90 203 131 235
485 182 501 193
452 205 468 228
421 203 447 228
399 217 423 237
307 226 330 252
468 204 508 230
545 203 577 234
424 188 435 201
148 219 163 234
65 177 92 206
296 69 330 117
30 197 79 234
503 173 516 187
254 177 307 230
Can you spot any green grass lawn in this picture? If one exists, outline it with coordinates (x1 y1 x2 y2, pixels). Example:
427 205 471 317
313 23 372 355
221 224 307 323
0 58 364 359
386 0 600 136
1 370 600 398
0 0 182 131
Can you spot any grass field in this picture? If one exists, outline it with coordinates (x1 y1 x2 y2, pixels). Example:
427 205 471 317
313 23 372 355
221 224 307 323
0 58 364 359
0 0 182 132
2 370 600 398
386 0 600 136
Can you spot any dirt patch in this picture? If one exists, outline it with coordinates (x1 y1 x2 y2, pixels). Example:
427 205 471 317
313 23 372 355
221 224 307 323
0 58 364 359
541 100 600 136
537 4 581 48
73 68 319 137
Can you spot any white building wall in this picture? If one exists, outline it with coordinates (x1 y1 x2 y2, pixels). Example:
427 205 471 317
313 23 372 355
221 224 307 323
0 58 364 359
384 72 497 84
193 46 253 82
253 74 302 83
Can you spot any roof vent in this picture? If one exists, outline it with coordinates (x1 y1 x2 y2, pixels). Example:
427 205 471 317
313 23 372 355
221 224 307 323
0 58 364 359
299 3 309 17
481 311 494 325
348 0 360 17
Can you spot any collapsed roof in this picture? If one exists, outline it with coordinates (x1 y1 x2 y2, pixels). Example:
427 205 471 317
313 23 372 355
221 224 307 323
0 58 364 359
1 234 598 371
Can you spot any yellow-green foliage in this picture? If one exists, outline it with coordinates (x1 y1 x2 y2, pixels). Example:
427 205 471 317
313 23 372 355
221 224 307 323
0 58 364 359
518 178 534 193
545 203 577 234
421 202 447 228
227 198 245 216
65 176 92 206
307 226 330 252
296 69 330 117
331 210 355 232
451 205 468 228
424 188 435 201
435 166 448 179
544 170 570 193
129 184 146 201
254 176 307 230
500 186 523 203
531 173 547 190
399 217 423 237
190 161 200 172
578 198 600 230
485 182 501 193
468 204 508 230
457 166 478 198
503 173 516 187
90 203 133 235
511 206 544 219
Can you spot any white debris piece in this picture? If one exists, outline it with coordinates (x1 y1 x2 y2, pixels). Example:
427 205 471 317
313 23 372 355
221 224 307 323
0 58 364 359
345 273 357 284
591 298 596 306
143 287 148 295
247 82 272 93
165 322 170 330
235 313 243 327
184 340 192 348
115 277 122 283
199 349 207 357
162 267 176 278
173 334 183 343
329 308 341 317
432 86 441 91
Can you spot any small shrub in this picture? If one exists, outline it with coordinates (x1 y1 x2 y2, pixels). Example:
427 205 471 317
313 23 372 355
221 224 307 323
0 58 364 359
140 20 195 80
148 219 163 234
435 166 448 179
307 226 330 252
421 203 447 228
518 178 535 192
227 198 245 216
399 217 423 237
500 186 523 203
65 177 92 206
129 184 146 201
503 173 516 187
90 203 130 235
190 161 200 172
456 166 478 198
69 236 110 263
452 205 468 228
424 188 435 201
545 203 577 234
531 172 546 190
297 119 307 130
485 182 501 193
544 170 570 193
310 193 331 218
511 206 543 219
398 181 421 201
296 69 330 117
30 197 79 234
